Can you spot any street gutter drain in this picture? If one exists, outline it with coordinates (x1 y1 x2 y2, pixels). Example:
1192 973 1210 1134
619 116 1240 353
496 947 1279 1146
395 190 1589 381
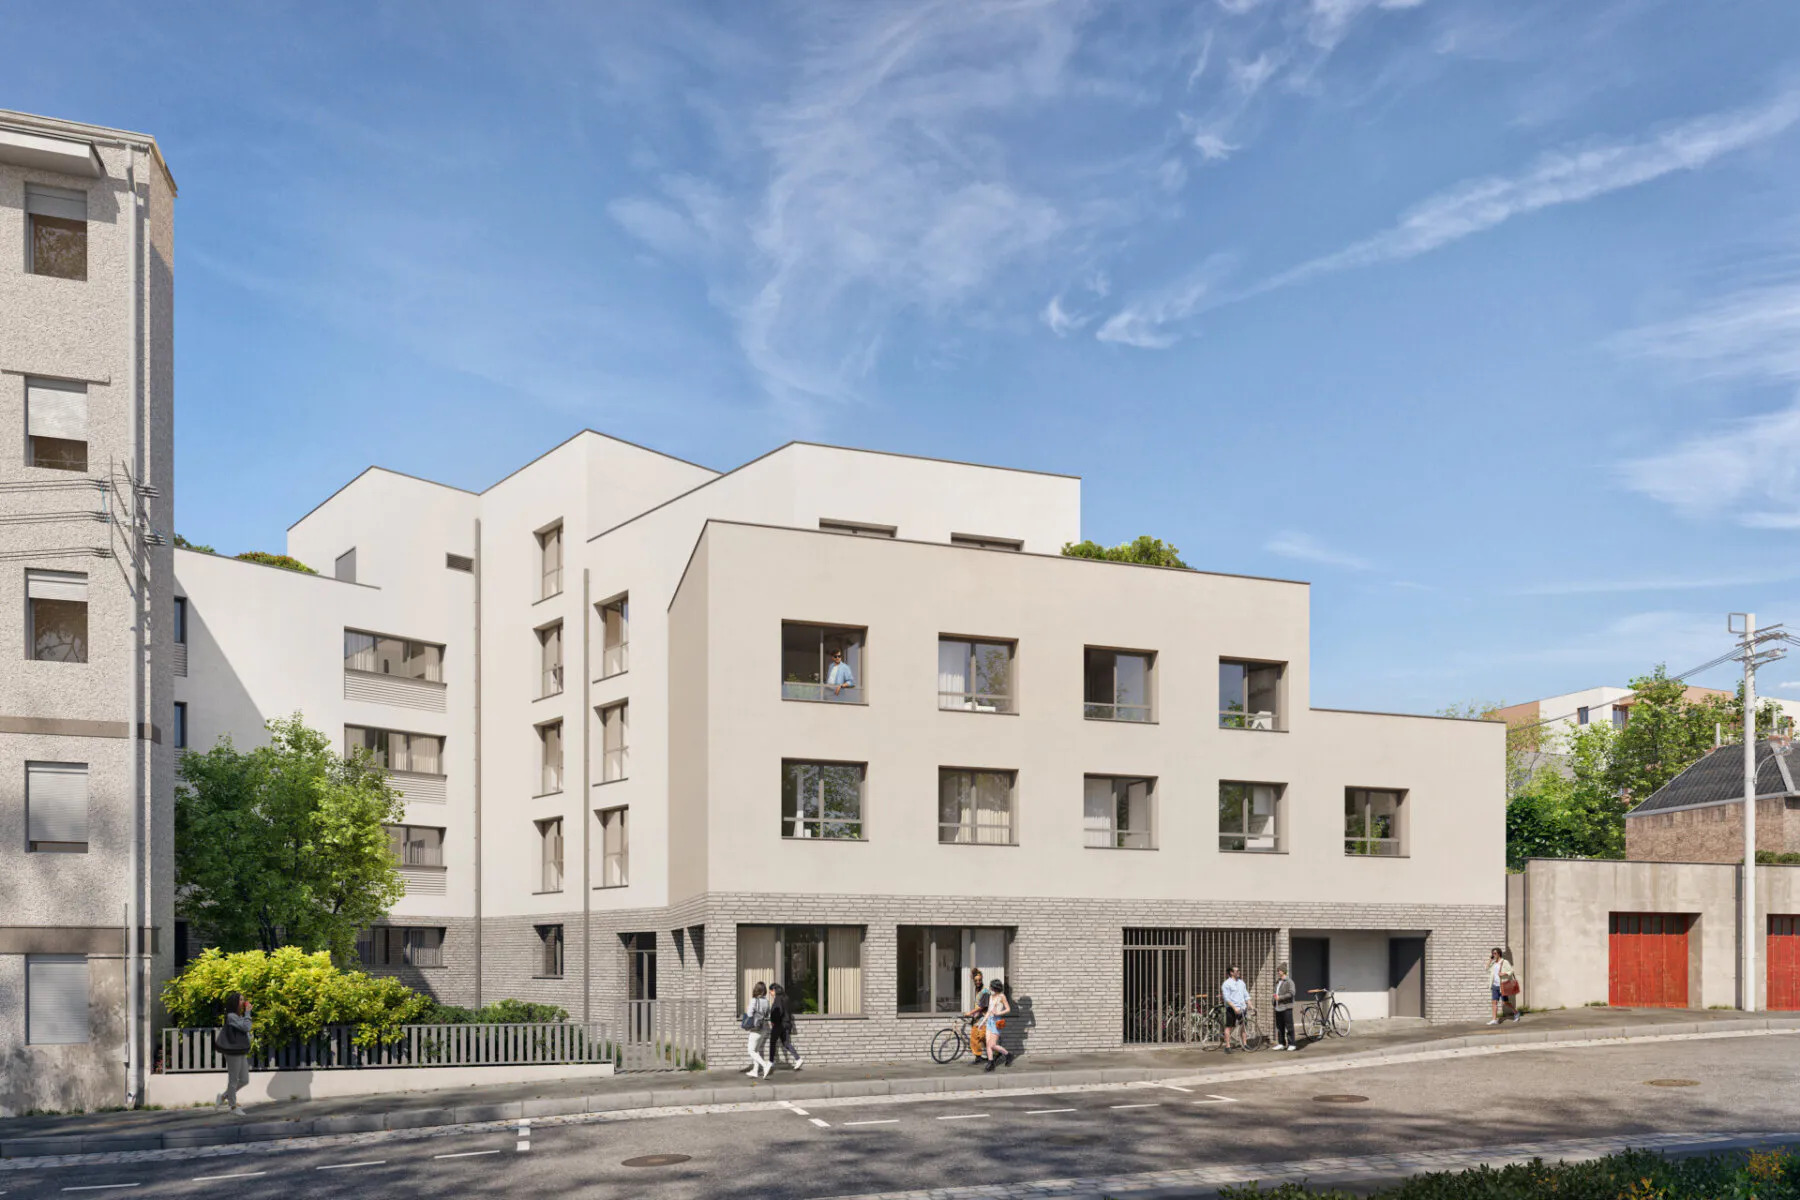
623 1154 693 1168
1645 1079 1701 1088
1312 1094 1369 1103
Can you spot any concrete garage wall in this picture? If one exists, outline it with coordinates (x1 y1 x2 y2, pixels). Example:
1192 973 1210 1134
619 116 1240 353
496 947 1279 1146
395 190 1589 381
1513 859 1800 1012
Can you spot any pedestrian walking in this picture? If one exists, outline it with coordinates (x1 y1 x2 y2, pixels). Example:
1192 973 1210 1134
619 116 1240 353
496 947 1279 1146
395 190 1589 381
742 980 773 1077
965 968 991 1063
1272 963 1297 1051
981 979 1013 1072
1220 966 1250 1052
768 983 803 1070
213 992 254 1115
1492 948 1522 1022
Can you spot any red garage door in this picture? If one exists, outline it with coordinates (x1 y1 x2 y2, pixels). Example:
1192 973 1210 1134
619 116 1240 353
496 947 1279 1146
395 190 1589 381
1771 916 1800 1012
1609 913 1689 1008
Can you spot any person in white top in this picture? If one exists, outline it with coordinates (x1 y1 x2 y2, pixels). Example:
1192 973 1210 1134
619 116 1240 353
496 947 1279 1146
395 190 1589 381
1488 948 1520 1024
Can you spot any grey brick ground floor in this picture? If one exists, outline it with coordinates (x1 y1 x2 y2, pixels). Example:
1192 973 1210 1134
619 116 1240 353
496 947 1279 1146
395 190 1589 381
436 894 1503 1067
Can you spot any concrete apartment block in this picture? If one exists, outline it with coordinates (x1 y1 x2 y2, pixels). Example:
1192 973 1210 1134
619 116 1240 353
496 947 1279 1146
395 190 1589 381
165 432 1504 1069
0 111 175 1114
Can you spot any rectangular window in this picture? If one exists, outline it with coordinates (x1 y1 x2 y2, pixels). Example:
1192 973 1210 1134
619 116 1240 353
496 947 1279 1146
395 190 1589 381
386 824 445 867
896 926 1010 1014
539 524 563 599
950 533 1022 552
598 595 629 677
345 726 444 776
26 184 87 280
598 701 628 782
1219 659 1283 730
26 955 88 1044
1345 788 1405 857
445 553 474 573
1083 648 1153 722
537 817 564 893
344 629 444 682
26 761 88 852
937 637 1014 713
937 768 1016 845
1612 706 1630 729
598 805 629 888
1219 781 1283 852
1084 775 1156 849
536 924 564 978
27 569 88 662
781 622 865 703
1577 706 1589 726
538 721 564 794
334 548 357 583
403 927 445 968
173 597 187 644
25 377 87 471
781 760 865 840
539 622 564 698
819 518 895 538
737 925 863 1016
173 701 187 750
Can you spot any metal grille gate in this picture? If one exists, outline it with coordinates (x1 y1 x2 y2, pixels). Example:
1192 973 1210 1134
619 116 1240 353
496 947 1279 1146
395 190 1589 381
1123 928 1278 1044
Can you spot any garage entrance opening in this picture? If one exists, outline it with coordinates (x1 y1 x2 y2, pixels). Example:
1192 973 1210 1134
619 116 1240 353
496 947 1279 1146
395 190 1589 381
1770 915 1800 1011
1122 928 1276 1043
1608 912 1690 1008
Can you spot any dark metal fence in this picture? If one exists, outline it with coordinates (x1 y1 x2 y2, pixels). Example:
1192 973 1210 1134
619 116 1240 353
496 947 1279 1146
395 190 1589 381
1122 927 1278 1044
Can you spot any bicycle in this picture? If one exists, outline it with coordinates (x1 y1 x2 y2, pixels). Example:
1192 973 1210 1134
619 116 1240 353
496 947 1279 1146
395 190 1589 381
1184 993 1264 1051
1299 987 1351 1041
930 1014 973 1063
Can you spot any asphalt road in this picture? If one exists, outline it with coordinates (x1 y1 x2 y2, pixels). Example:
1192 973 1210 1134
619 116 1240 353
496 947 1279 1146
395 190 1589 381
6 1036 1797 1199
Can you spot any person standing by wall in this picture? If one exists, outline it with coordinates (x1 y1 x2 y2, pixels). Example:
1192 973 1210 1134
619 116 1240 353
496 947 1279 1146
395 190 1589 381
1488 948 1511 1025
1496 949 1521 1023
1220 966 1250 1053
214 992 254 1115
1272 963 1297 1051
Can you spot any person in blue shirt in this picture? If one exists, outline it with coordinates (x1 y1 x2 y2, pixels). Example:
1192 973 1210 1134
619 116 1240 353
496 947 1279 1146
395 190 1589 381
1220 966 1250 1053
825 648 856 697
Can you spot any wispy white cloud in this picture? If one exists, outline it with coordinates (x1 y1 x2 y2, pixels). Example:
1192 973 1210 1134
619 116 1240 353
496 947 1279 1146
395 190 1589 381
1096 278 1213 349
1612 281 1800 385
1616 396 1800 527
1041 293 1092 337
1265 530 1373 570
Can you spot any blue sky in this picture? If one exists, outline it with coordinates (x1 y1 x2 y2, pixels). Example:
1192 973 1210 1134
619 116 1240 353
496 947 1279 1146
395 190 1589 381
9 0 1800 712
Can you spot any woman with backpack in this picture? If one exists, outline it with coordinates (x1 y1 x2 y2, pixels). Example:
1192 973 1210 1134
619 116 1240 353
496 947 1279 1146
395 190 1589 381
742 980 773 1078
981 979 1013 1072
214 992 254 1114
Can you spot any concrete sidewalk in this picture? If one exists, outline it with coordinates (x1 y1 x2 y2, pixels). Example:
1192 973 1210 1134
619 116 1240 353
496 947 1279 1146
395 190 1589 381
4 1007 1794 1160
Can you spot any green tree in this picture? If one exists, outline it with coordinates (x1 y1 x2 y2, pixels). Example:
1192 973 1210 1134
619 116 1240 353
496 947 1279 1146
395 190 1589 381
1603 666 1781 806
175 716 404 962
173 533 215 554
234 550 316 574
1061 536 1189 568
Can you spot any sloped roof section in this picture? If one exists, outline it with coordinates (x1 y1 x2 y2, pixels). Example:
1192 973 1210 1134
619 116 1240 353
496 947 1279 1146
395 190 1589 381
1627 738 1798 817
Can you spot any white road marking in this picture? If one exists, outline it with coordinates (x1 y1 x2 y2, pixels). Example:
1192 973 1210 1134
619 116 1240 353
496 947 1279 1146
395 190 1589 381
1026 1108 1077 1115
434 1151 501 1159
517 1117 532 1153
192 1172 267 1181
317 1160 385 1170
809 1117 831 1128
936 1113 987 1121
62 1188 139 1193
517 1143 531 1152
843 1119 901 1127
1200 1094 1241 1103
1157 1083 1195 1093
1110 1102 1161 1109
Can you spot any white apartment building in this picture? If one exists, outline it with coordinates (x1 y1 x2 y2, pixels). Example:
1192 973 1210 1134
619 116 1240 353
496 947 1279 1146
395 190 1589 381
170 432 1506 1066
0 111 176 1114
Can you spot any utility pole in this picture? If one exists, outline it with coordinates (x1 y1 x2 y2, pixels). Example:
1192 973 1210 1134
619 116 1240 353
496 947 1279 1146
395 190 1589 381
1729 613 1787 1012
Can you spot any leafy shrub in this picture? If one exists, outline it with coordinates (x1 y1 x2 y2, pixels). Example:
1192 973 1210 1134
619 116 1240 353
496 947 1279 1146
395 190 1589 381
419 999 570 1025
234 550 317 574
1217 1148 1800 1199
161 947 429 1050
1060 536 1189 569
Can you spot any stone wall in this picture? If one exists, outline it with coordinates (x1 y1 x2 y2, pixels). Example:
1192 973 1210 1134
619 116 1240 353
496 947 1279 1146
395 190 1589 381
1626 798 1800 863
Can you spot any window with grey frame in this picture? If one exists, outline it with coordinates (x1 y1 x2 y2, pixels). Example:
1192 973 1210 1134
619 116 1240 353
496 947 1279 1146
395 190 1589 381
1345 788 1405 857
539 524 563 599
897 926 1011 1014
538 621 564 698
173 701 187 750
1084 775 1155 849
782 622 865 702
1219 781 1283 852
27 570 87 662
173 596 187 644
26 184 87 280
781 760 865 840
537 817 564 893
937 637 1014 713
737 924 864 1016
25 377 87 471
536 924 564 978
937 768 1016 845
344 629 443 682
357 926 444 969
346 726 444 776
1083 648 1153 722
386 824 445 868
597 805 629 887
598 702 628 782
538 721 564 794
1219 659 1283 730
598 595 629 677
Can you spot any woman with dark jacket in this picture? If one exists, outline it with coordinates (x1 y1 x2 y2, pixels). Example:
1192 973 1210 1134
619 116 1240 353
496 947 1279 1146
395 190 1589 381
214 993 254 1115
767 983 803 1071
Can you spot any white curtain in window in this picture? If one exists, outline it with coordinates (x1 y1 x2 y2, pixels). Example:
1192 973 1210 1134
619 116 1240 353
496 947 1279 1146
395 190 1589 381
738 926 777 1011
410 735 442 775
1083 777 1113 841
345 630 378 672
976 773 1012 841
827 927 863 1015
938 640 968 707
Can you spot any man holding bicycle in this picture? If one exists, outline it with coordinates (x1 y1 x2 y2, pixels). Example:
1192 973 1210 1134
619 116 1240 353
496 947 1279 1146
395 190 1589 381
1220 966 1249 1053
